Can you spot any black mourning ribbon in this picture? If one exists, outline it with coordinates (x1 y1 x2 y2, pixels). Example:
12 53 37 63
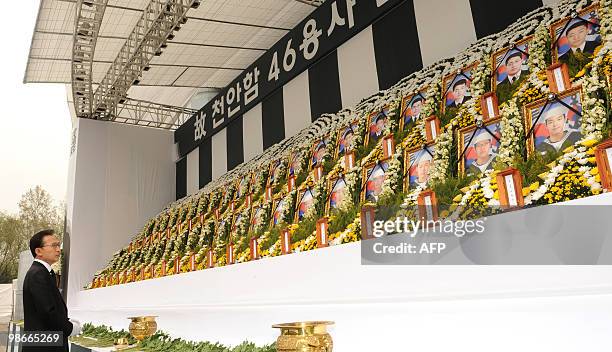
325 175 346 205
524 95 582 144
458 124 502 164
552 15 601 48
494 41 530 74
403 146 434 179
400 92 426 118
360 160 389 194
442 71 473 99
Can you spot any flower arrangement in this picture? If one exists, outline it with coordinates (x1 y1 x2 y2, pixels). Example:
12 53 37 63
496 99 525 166
87 0 612 289
524 140 603 204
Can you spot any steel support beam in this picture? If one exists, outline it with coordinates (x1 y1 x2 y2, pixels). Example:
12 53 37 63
112 98 198 129
71 0 108 118
90 0 198 121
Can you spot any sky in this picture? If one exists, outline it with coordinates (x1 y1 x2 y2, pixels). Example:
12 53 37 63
0 1 71 215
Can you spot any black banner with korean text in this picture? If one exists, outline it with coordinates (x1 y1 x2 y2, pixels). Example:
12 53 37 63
174 0 406 158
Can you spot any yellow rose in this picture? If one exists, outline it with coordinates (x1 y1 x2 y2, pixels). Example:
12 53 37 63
562 146 575 154
580 139 598 148
522 187 530 196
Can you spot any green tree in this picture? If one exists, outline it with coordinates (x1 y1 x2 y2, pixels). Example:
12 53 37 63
18 185 63 241
0 213 24 283
0 186 64 283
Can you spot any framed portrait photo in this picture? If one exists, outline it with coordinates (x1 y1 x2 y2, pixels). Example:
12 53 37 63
441 62 479 114
404 144 436 192
550 4 601 77
217 217 229 242
361 160 390 203
310 137 331 170
325 176 349 215
267 158 283 186
524 86 583 156
287 149 303 179
458 118 502 177
231 210 246 232
335 121 359 158
249 202 267 232
491 36 532 102
399 89 427 130
235 173 253 200
294 187 318 222
364 106 391 146
271 195 288 227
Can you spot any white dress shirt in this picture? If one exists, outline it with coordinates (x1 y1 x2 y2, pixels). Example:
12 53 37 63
34 258 52 273
571 42 586 53
508 71 522 84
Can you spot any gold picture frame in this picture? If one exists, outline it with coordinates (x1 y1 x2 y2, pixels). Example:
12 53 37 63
364 105 391 147
325 175 348 216
440 61 479 115
523 85 583 157
360 158 390 203
399 88 427 131
403 143 436 192
334 120 359 159
457 117 502 177
490 35 533 96
549 3 601 64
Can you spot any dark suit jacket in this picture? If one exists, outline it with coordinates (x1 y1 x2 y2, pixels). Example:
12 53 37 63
558 39 601 61
23 261 73 352
497 69 529 89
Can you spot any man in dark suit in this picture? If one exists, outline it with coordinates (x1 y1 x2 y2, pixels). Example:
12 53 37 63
448 79 469 108
23 229 80 352
496 51 529 98
558 19 601 62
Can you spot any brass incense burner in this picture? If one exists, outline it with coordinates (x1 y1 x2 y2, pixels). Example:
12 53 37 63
127 316 158 341
272 321 334 352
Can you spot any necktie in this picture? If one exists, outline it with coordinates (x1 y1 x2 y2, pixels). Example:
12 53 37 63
576 48 582 53
50 269 56 284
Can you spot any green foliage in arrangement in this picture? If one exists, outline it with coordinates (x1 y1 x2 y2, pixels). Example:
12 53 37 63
513 151 561 187
72 324 275 352
430 175 477 207
328 203 360 234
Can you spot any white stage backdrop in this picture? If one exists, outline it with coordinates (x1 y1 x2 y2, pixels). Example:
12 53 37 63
69 194 612 351
65 119 175 306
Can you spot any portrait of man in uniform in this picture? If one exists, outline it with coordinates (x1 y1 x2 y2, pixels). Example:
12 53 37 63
400 92 426 130
526 87 583 156
362 161 389 202
406 147 435 189
536 106 582 154
442 63 477 114
551 5 601 77
458 119 502 176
